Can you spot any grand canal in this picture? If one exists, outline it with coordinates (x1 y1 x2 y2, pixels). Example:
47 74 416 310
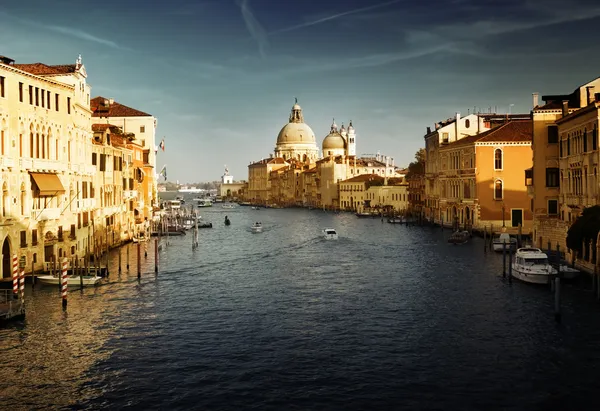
2 206 600 410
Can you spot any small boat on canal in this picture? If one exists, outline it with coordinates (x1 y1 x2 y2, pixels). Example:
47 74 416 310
251 222 263 233
37 274 102 287
448 230 470 244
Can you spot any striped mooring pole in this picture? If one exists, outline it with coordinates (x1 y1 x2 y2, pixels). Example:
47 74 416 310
12 255 18 299
61 257 68 309
19 266 25 303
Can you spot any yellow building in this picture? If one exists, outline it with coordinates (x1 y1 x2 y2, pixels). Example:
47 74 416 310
424 113 491 223
0 54 96 278
91 96 158 218
555 89 600 270
529 78 600 250
437 120 533 232
248 156 287 205
339 175 408 213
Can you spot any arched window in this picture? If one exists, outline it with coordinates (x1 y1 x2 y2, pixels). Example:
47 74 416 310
2 181 8 217
494 179 503 200
20 183 25 216
465 119 470 129
494 148 502 170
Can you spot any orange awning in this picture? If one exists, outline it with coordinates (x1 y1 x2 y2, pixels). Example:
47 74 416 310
30 173 65 196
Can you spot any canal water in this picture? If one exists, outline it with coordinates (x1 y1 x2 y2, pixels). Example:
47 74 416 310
2 206 600 410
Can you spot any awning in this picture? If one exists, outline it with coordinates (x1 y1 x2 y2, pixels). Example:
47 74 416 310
30 173 66 196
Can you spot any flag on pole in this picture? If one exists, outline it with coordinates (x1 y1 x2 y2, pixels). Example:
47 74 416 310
159 165 167 181
159 138 165 151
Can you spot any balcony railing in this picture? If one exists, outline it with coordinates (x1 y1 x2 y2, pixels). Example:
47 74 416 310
0 156 15 168
33 158 66 172
31 207 61 221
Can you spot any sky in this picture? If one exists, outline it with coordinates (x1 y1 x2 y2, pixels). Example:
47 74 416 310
1 0 600 183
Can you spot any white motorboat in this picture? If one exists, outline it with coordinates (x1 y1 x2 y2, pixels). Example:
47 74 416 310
37 275 102 287
251 222 263 233
197 199 213 207
511 247 558 284
492 232 518 252
222 203 236 209
323 228 338 240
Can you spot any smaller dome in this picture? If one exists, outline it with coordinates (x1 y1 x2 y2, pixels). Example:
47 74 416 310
322 132 346 150
292 103 301 110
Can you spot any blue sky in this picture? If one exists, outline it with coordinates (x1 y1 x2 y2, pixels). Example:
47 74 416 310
1 0 600 183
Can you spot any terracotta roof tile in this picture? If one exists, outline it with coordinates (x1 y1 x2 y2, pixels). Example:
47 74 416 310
91 96 152 117
92 123 121 132
14 63 77 75
344 174 384 183
446 120 532 147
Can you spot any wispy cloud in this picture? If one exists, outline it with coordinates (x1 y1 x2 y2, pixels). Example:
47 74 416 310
268 0 404 35
238 0 269 58
0 10 127 50
46 25 124 49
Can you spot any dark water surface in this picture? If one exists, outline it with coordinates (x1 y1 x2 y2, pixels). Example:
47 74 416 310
2 207 600 410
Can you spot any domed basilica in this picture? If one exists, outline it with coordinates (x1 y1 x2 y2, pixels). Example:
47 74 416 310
274 100 320 162
274 99 357 162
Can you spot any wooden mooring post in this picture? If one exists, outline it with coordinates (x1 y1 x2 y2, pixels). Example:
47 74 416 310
154 238 159 274
118 247 122 274
483 226 487 253
554 243 562 323
137 242 141 279
508 245 513 283
502 241 507 277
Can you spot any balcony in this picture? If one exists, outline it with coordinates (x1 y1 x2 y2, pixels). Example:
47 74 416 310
459 168 475 175
565 195 582 207
31 207 61 221
32 158 66 172
0 156 15 168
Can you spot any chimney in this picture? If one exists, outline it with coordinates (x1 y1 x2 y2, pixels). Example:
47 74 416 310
455 112 461 141
427 126 431 134
587 86 596 105
562 100 569 118
109 98 114 105
532 92 539 108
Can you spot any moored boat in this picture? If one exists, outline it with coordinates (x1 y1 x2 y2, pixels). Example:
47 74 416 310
492 232 518 252
37 275 102 287
448 230 470 244
511 247 557 284
387 217 402 224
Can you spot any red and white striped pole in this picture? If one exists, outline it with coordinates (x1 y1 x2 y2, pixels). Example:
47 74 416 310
19 266 25 302
12 255 18 299
61 257 68 309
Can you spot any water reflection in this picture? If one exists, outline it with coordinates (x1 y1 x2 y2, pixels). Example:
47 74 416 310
1 208 600 410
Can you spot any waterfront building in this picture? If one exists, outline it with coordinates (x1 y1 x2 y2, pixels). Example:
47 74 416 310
407 174 426 218
553 87 600 271
246 102 398 209
529 77 600 252
436 120 533 232
0 55 96 278
423 113 492 224
338 174 408 213
90 96 158 219
247 156 288 205
219 165 245 200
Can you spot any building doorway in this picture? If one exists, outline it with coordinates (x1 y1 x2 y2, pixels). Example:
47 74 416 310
44 245 54 264
511 209 523 228
2 237 11 278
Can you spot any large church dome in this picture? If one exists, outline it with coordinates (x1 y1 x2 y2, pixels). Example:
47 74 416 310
277 122 316 144
274 99 319 162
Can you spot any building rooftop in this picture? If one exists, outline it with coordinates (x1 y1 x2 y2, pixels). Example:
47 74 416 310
13 62 78 75
445 120 532 147
91 96 152 117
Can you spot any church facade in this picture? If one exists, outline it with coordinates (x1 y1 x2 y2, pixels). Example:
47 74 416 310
246 100 401 209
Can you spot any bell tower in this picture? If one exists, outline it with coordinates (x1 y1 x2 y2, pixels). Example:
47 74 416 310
347 120 356 156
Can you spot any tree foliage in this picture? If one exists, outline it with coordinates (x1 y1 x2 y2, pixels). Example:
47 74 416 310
566 205 600 252
406 148 426 178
